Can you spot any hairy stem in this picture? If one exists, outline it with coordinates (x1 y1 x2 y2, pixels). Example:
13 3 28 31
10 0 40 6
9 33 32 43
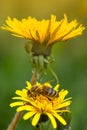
31 70 37 85
7 112 22 130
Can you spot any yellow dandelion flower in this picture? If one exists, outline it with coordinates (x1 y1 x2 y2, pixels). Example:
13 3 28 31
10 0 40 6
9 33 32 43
2 14 85 45
10 81 72 128
1 15 85 71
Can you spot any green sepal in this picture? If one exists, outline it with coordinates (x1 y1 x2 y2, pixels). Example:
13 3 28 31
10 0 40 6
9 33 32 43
25 41 33 53
38 55 44 69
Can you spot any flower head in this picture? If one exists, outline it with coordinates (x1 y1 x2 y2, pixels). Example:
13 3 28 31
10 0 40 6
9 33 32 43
2 14 85 45
10 81 72 128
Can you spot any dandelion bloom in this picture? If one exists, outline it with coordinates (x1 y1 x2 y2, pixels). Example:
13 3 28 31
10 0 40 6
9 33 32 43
10 81 72 128
1 15 85 70
2 14 85 45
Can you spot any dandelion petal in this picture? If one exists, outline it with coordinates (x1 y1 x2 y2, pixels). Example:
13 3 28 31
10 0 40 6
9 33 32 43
53 112 67 125
46 113 57 128
23 111 36 120
32 113 41 126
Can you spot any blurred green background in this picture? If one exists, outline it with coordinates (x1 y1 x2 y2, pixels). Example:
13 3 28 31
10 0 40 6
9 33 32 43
0 0 87 130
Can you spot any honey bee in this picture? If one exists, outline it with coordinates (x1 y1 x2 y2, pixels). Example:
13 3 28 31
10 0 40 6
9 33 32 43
27 85 40 97
42 85 59 97
27 84 59 99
